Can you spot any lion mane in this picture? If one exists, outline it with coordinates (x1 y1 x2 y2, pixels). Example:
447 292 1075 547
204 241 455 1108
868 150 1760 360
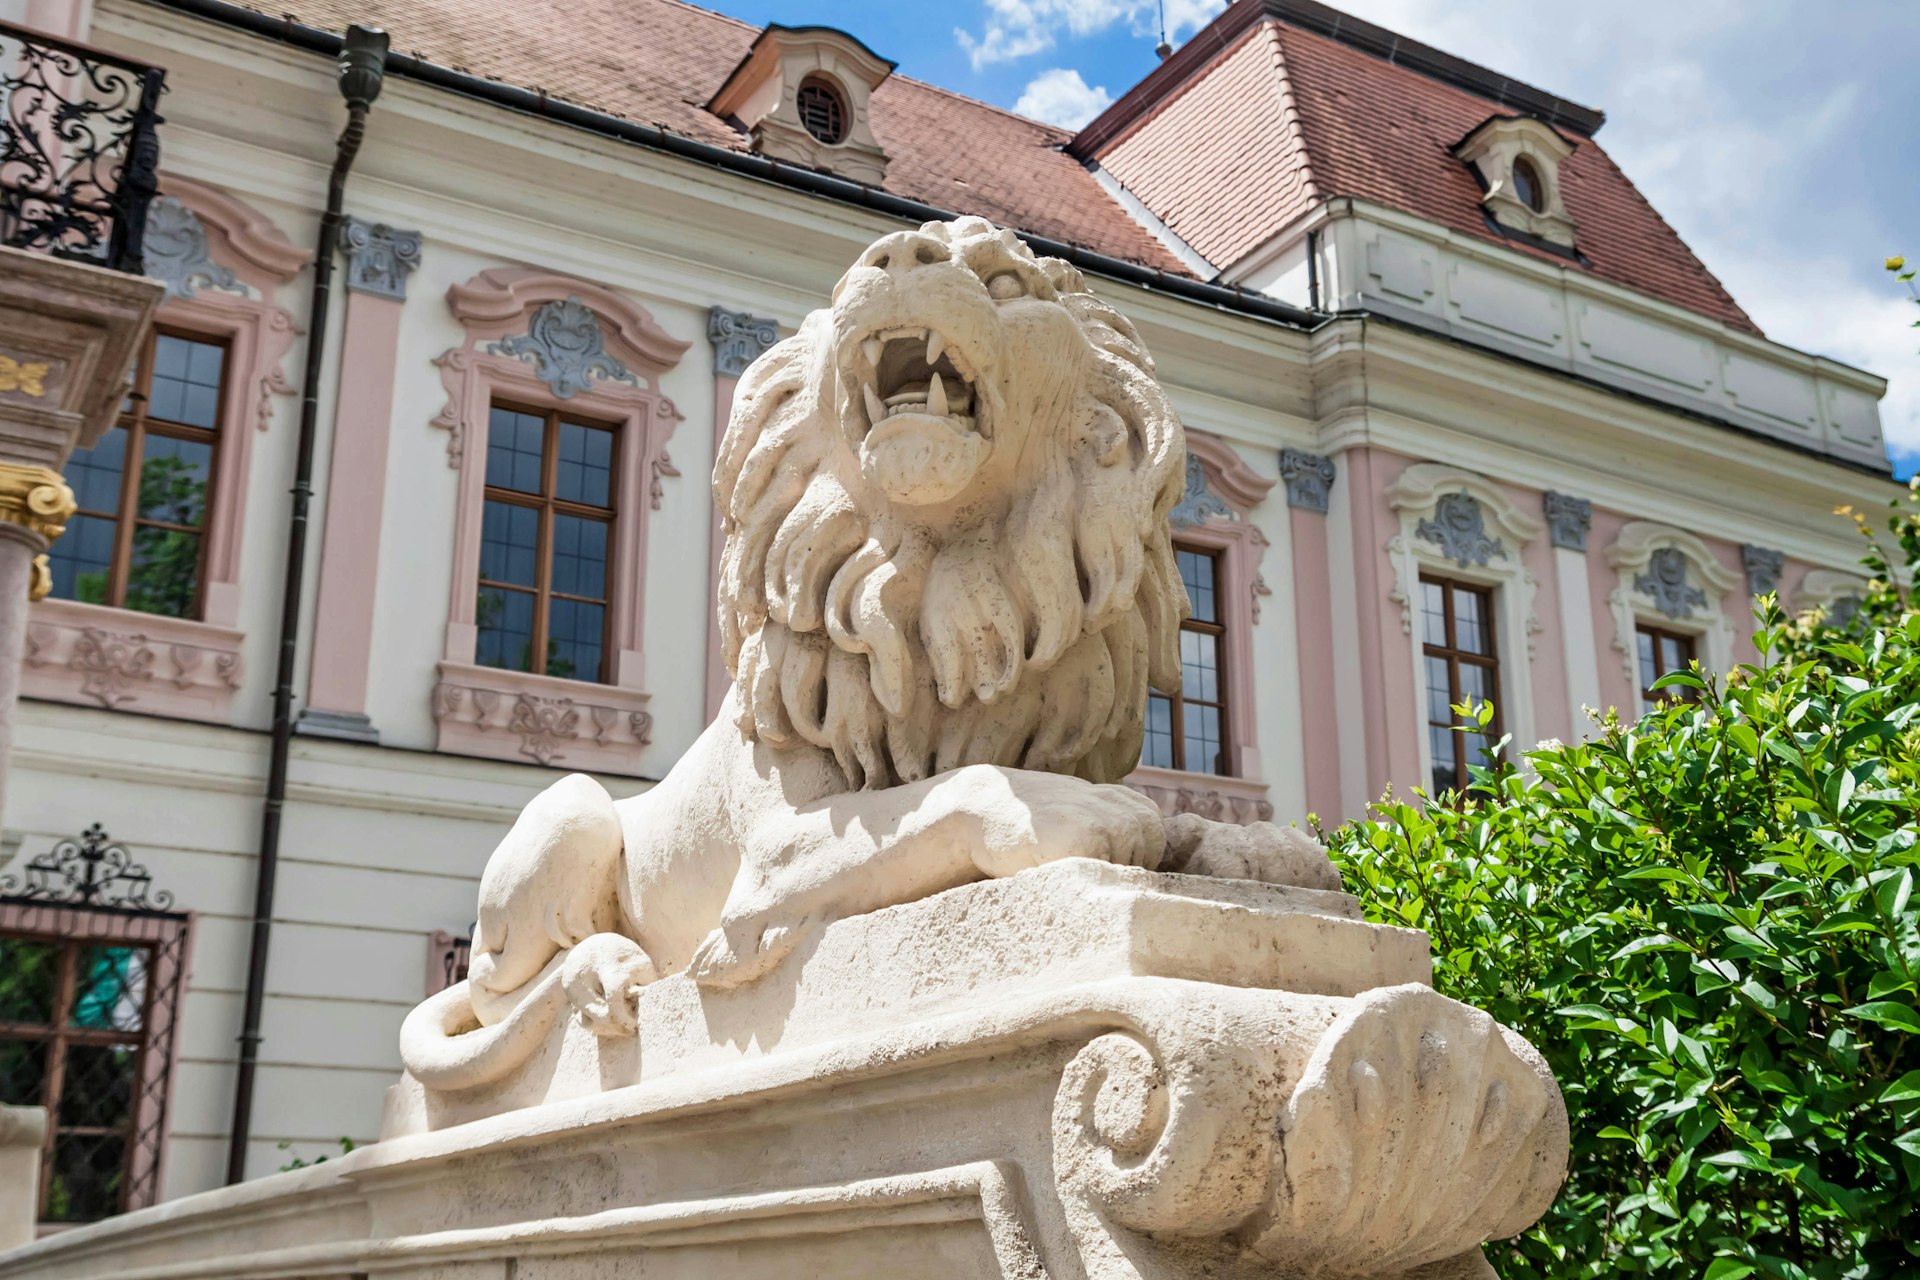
714 219 1189 790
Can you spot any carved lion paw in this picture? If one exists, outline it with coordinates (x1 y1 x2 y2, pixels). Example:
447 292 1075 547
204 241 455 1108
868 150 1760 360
971 771 1167 879
560 932 658 1037
688 905 825 990
1162 814 1342 891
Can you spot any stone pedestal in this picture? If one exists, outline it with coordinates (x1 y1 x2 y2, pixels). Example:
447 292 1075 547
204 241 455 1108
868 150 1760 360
0 860 1567 1279
0 246 162 819
0 1108 44 1253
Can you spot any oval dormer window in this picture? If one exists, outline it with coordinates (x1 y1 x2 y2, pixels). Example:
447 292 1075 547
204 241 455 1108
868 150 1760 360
796 76 848 145
1511 156 1544 213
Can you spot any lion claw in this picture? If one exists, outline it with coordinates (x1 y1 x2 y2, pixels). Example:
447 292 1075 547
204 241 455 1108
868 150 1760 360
689 911 821 989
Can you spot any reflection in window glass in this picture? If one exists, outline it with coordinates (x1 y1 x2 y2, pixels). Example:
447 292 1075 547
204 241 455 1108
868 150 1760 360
1142 543 1231 775
1419 574 1501 797
1636 624 1699 712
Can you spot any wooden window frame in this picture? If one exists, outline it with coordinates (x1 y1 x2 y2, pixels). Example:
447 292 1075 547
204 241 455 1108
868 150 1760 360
63 325 230 619
1420 573 1503 796
477 401 621 685
1146 541 1233 776
1636 622 1699 710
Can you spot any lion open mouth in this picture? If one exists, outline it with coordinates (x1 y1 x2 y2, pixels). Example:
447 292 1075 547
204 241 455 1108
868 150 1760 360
853 327 985 439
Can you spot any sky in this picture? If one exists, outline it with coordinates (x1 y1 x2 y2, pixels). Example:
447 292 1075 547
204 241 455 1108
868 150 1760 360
715 0 1920 472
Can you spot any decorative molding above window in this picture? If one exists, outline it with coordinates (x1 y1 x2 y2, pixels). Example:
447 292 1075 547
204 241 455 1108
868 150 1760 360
1797 567 1868 624
1604 522 1738 688
1741 543 1785 597
708 25 895 185
431 269 689 768
432 662 653 774
1171 431 1277 623
23 597 244 722
1456 115 1577 248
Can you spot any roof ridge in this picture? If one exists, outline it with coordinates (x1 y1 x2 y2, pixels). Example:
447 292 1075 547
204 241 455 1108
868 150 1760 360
1578 142 1756 331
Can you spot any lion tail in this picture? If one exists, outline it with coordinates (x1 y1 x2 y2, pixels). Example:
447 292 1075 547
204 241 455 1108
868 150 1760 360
399 950 568 1091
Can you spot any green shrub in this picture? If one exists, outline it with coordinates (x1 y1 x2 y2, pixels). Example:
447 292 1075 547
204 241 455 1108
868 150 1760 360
1322 607 1920 1279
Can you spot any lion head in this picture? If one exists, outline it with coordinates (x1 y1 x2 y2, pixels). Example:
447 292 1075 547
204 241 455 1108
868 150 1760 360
715 217 1188 789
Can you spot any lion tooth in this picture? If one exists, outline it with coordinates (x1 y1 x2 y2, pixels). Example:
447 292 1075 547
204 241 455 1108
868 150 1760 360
862 338 883 368
863 385 886 425
926 331 945 365
927 372 948 417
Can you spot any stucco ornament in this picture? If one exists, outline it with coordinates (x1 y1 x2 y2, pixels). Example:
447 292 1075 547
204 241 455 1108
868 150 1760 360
1418 491 1506 567
385 219 1564 1280
490 296 641 399
141 196 242 301
1637 546 1707 618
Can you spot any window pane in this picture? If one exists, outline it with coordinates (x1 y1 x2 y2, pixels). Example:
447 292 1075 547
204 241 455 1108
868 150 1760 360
1453 587 1487 654
1143 694 1173 769
47 513 116 605
1637 628 1657 687
486 408 546 494
550 514 609 600
56 1044 137 1129
475 586 536 672
66 427 126 514
146 334 224 430
0 1040 47 1109
0 938 60 1023
45 1132 126 1222
136 436 212 527
1184 702 1222 775
125 526 202 618
1662 635 1690 672
479 501 540 587
1420 579 1447 647
1429 726 1457 797
70 946 146 1033
1424 655 1452 724
1180 627 1220 702
546 598 605 681
1458 662 1494 712
1177 548 1217 624
555 421 613 508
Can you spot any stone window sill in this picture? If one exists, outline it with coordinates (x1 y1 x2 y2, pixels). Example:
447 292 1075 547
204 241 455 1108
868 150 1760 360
23 597 244 723
431 661 654 774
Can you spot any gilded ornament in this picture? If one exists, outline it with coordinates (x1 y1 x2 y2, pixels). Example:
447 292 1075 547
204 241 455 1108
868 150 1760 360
0 464 76 543
0 355 50 397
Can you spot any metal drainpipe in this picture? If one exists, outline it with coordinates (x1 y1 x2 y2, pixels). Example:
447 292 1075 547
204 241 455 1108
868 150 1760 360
1306 227 1321 312
225 22 389 1187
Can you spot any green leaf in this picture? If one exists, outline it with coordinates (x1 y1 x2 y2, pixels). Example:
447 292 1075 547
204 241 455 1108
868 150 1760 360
1880 1071 1920 1105
1845 1000 1920 1033
1703 1261 1756 1280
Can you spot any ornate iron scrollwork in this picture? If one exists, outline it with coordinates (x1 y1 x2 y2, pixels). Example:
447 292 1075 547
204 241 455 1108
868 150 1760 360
0 21 166 274
2 823 174 909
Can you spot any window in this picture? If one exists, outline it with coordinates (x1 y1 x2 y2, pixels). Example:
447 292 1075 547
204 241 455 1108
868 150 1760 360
1510 156 1544 212
1637 624 1698 711
1143 544 1230 774
795 76 848 144
47 328 227 618
477 403 618 683
1 930 159 1222
1420 575 1501 796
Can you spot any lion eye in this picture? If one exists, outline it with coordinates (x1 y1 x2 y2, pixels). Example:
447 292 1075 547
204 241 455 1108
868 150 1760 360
985 272 1025 301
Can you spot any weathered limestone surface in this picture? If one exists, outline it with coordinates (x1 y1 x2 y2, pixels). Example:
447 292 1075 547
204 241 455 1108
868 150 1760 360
0 220 1567 1278
0 862 1563 1279
0 1108 45 1254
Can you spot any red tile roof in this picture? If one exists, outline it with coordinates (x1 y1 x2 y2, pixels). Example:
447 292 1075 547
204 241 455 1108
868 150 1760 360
1088 6 1758 333
214 0 1188 275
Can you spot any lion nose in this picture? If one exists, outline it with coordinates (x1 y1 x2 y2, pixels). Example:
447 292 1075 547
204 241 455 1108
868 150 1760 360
860 230 950 278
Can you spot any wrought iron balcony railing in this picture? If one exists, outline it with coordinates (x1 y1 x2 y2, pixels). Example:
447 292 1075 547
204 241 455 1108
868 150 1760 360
0 20 163 274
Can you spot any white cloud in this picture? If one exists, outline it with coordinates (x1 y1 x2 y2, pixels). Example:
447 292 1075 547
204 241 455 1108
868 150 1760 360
1013 68 1114 128
955 0 1225 71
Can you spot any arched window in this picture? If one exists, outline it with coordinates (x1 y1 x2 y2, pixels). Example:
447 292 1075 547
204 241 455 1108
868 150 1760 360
795 76 848 145
1510 156 1544 212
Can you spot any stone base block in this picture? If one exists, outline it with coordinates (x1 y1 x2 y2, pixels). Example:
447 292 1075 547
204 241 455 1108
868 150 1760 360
0 861 1565 1280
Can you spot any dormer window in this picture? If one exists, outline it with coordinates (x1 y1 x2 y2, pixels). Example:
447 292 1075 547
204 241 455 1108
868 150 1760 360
796 76 848 144
1455 115 1576 248
709 25 895 185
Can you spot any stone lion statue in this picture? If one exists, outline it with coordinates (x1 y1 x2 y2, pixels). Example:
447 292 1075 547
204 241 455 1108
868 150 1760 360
403 218 1335 1089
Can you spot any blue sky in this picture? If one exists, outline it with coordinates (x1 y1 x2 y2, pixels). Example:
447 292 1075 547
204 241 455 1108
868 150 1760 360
716 0 1920 472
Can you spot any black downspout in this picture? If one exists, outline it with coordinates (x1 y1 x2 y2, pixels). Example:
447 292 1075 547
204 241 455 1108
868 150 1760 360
1306 227 1321 312
225 23 388 1187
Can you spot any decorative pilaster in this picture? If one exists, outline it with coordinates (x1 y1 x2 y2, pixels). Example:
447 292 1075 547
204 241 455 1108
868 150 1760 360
339 217 424 300
1278 448 1335 513
1542 491 1591 552
1742 543 1784 597
705 308 782 718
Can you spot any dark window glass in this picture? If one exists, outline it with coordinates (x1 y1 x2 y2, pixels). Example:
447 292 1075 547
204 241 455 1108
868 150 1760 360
1141 543 1232 775
796 76 848 144
1637 624 1699 712
47 327 226 618
476 403 618 684
1511 157 1545 213
1420 575 1502 797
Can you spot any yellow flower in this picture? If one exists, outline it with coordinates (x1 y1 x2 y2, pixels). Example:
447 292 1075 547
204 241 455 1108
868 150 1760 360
1889 256 1908 271
0 355 49 397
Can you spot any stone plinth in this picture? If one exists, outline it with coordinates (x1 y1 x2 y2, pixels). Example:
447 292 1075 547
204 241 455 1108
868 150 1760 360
0 861 1566 1280
0 1107 45 1253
